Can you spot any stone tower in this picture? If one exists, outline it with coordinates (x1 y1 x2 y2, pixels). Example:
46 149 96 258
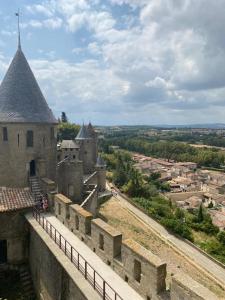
0 44 57 188
75 124 97 174
96 155 106 191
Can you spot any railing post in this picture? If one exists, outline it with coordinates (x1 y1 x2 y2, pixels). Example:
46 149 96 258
50 225 52 238
78 254 80 270
60 235 61 249
85 261 87 279
94 271 96 289
103 281 106 300
71 246 73 262
65 240 67 254
54 228 56 242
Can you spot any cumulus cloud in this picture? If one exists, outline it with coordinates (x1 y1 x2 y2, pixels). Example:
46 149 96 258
2 0 225 124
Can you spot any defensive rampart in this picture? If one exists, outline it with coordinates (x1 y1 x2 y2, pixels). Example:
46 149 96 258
53 193 219 300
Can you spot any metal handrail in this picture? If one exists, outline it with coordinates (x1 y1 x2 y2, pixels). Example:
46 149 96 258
32 209 123 300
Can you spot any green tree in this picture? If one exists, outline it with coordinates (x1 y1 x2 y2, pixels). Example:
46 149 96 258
197 203 204 222
61 111 68 123
57 122 80 141
217 231 225 246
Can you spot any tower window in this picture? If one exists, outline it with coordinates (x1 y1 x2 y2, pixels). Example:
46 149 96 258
3 127 8 141
26 130 33 147
17 134 19 147
50 127 54 140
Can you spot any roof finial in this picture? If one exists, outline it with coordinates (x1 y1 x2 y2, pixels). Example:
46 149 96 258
15 9 21 50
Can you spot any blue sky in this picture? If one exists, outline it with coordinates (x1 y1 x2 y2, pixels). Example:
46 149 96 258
1 0 225 125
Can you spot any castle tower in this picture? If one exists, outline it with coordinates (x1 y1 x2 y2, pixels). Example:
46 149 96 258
96 155 106 191
76 124 97 174
0 43 57 187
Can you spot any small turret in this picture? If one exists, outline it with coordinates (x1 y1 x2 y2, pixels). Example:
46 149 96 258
76 124 97 174
96 154 106 191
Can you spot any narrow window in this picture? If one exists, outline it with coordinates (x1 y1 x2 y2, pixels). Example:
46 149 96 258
134 259 142 283
50 127 54 140
73 155 76 159
17 134 19 147
26 130 33 147
99 234 104 250
75 215 79 230
58 203 61 215
43 136 46 147
3 127 8 141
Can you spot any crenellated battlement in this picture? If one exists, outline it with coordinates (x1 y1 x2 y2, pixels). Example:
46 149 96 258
52 192 219 300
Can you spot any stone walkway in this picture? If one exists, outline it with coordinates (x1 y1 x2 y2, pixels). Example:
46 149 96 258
38 213 143 300
108 182 225 289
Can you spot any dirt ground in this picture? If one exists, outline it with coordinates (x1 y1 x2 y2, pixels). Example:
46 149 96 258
99 196 225 298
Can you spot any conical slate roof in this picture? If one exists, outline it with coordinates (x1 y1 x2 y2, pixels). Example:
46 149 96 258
76 124 90 140
0 47 57 123
87 122 96 138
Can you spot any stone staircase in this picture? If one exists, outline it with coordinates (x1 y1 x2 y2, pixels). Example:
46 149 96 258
19 265 36 300
29 176 42 203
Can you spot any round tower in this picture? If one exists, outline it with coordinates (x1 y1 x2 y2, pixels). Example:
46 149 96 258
96 155 106 191
0 45 58 187
76 124 97 174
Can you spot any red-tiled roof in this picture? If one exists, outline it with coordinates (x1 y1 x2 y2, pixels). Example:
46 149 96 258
0 187 35 212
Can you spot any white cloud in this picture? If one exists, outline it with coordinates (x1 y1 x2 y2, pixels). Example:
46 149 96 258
26 4 54 17
5 0 225 124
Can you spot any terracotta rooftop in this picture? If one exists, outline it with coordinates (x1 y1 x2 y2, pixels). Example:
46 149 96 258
0 187 35 212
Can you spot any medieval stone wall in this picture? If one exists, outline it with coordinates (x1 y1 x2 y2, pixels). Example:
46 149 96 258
29 218 101 300
0 123 57 187
57 160 83 203
0 211 29 264
52 194 219 300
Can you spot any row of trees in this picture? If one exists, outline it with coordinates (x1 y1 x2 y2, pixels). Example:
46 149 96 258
101 138 225 168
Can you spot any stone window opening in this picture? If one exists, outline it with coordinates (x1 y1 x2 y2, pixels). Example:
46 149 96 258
0 240 7 263
17 134 19 147
26 130 33 147
75 215 79 230
134 259 142 283
73 155 76 159
50 127 54 141
43 136 46 147
125 275 128 282
146 296 151 300
99 233 104 250
58 203 61 215
3 127 8 141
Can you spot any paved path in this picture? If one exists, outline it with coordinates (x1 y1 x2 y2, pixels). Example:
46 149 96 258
107 182 225 289
37 213 143 300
